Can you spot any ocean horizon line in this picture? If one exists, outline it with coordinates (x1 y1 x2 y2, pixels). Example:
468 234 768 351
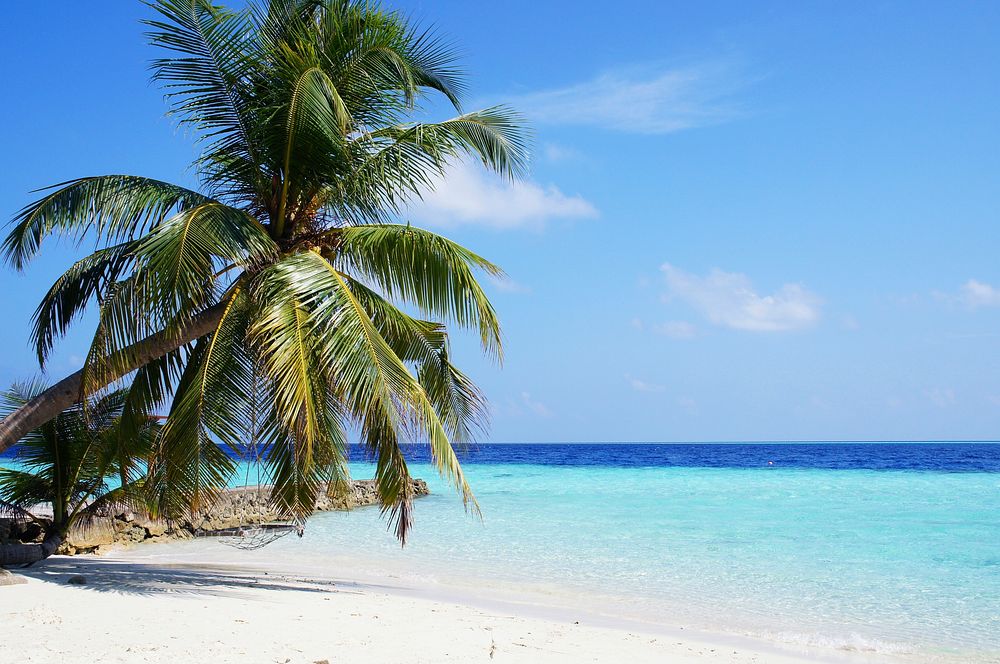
450 439 1000 445
4 439 1000 459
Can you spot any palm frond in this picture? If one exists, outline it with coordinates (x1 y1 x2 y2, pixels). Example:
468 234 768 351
0 498 36 524
74 483 144 526
145 0 265 198
273 64 351 237
369 107 529 179
318 2 464 116
3 176 210 270
104 359 173 495
147 334 239 516
0 468 52 510
334 224 504 360
258 250 476 539
31 241 137 367
250 260 351 516
134 201 277 320
78 275 161 396
342 107 529 218
343 275 488 444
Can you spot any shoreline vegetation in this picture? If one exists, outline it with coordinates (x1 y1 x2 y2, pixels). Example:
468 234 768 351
0 479 429 555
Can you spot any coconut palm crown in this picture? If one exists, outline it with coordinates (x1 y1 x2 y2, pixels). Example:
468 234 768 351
0 0 529 541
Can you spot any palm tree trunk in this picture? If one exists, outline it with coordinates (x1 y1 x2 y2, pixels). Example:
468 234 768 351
0 303 228 456
0 529 63 567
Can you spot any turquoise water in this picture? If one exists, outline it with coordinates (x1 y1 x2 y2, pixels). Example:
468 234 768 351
4 444 999 661
262 458 999 663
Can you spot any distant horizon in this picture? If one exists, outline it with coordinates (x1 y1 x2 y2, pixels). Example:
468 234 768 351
5 439 1000 458
443 439 1000 446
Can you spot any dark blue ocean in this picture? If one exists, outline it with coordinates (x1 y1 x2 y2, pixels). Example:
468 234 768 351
376 441 1000 471
5 441 1000 471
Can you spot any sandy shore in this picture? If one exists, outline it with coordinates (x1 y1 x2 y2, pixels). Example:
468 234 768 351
0 551 901 664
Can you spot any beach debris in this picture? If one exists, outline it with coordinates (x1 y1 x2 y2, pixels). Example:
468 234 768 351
66 574 87 585
0 568 28 586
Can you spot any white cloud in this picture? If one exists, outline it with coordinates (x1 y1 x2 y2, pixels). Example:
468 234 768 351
504 61 747 135
407 160 597 230
625 374 665 393
519 391 551 417
958 279 1000 309
653 320 698 339
661 263 822 332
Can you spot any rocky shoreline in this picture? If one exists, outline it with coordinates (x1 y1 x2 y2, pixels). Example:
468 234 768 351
0 479 428 555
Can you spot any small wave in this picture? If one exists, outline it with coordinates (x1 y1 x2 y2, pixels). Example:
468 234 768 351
741 628 991 663
750 628 914 654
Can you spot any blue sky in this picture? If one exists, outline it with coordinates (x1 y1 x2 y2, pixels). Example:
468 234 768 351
1 1 999 442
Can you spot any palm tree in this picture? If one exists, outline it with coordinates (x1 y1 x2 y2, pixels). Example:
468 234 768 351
0 382 161 565
0 0 528 540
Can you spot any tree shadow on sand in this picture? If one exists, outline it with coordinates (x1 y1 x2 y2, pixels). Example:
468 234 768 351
15 555 408 600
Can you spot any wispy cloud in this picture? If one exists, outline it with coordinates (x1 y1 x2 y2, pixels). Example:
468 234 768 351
653 320 698 339
631 318 697 339
503 61 749 134
493 391 552 418
519 391 551 417
406 160 597 230
625 374 666 393
661 263 822 332
489 277 532 294
958 279 1000 309
676 396 699 414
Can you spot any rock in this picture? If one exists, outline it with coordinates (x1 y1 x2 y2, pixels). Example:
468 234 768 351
66 521 117 551
0 568 28 586
38 478 431 556
15 521 45 544
142 519 169 537
66 575 87 585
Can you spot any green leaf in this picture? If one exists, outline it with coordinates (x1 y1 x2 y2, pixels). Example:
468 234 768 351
4 176 210 270
335 224 504 360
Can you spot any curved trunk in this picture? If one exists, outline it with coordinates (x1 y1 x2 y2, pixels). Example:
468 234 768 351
0 304 228 456
0 529 63 567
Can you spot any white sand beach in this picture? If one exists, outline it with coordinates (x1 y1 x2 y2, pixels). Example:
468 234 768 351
2 549 896 664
